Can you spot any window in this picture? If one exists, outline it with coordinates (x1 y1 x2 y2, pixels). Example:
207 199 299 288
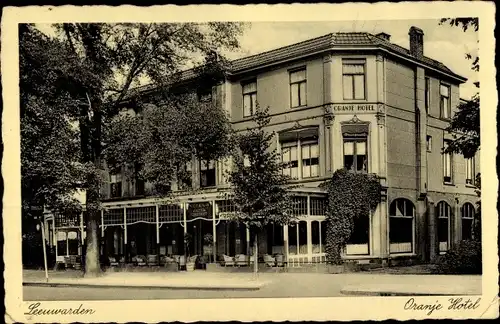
200 160 216 188
287 220 309 255
311 220 327 254
282 138 319 179
290 69 307 107
135 163 145 196
343 139 368 172
197 87 212 103
343 60 366 100
178 161 192 190
437 201 452 253
440 84 451 119
346 214 370 255
466 157 475 185
461 203 475 241
110 173 122 198
426 135 432 152
425 77 430 113
389 199 415 254
443 141 453 183
242 81 257 117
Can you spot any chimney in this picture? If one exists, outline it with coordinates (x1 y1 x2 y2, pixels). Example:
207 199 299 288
409 26 424 59
375 32 391 42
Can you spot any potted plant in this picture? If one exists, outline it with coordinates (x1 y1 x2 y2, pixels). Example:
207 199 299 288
184 232 195 271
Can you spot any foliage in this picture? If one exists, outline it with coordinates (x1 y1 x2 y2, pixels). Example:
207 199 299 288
434 240 482 274
21 22 245 275
439 18 480 158
322 169 381 265
19 24 84 217
473 173 481 242
227 105 296 272
227 105 297 230
104 93 235 195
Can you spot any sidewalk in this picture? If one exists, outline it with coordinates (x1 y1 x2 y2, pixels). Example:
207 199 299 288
23 270 268 290
339 273 482 296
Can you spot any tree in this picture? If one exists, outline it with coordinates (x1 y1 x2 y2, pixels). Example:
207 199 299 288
19 25 84 223
32 22 244 276
439 18 480 158
105 91 235 196
227 106 296 273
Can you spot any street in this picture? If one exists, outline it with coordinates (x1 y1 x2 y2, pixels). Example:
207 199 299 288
24 273 347 300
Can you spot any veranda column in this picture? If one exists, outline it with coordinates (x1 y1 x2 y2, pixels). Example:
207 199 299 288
284 225 289 266
212 200 216 262
183 202 187 234
306 196 312 263
123 207 128 262
453 197 462 248
156 204 160 261
427 198 438 262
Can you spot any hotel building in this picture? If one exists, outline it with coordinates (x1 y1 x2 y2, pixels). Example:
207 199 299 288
46 26 479 268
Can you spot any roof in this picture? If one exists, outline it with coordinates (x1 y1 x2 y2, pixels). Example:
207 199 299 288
126 31 466 99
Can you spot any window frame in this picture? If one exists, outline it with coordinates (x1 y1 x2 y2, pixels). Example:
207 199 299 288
200 159 217 188
110 173 122 198
342 59 367 101
289 68 307 108
437 201 452 253
389 198 415 254
343 137 369 173
426 135 432 152
443 140 453 184
465 157 475 185
440 83 451 120
461 203 475 241
242 80 257 117
280 137 320 180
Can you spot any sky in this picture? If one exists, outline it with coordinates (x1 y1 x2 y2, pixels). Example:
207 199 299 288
36 19 478 99
225 20 479 100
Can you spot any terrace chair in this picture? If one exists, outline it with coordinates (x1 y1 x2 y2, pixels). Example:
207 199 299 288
222 254 235 267
147 254 159 266
109 256 119 267
275 254 285 267
136 255 147 266
235 254 248 267
263 254 276 267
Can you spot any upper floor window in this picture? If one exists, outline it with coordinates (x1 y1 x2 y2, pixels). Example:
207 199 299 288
443 140 453 184
426 135 432 152
110 173 122 198
178 161 192 190
242 81 257 117
290 69 307 108
342 123 369 173
197 87 212 103
200 160 216 188
440 84 451 119
280 127 319 179
343 60 366 100
466 157 475 185
134 163 145 196
425 77 430 113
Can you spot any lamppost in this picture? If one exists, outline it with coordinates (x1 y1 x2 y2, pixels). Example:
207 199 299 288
34 214 49 282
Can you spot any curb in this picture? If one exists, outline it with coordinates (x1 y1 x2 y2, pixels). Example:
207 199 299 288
23 281 262 291
340 289 478 296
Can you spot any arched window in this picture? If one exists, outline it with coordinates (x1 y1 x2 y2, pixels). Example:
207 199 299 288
461 203 475 241
437 201 452 253
389 198 415 254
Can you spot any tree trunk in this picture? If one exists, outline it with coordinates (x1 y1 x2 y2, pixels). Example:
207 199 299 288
84 169 102 277
253 233 258 273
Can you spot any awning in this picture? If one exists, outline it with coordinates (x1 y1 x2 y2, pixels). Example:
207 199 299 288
279 126 319 142
341 123 369 137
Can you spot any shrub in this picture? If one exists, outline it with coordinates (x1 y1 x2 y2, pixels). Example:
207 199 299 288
434 240 482 274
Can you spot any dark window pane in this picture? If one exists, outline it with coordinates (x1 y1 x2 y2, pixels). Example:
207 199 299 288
321 221 327 246
389 217 413 243
462 219 473 241
311 221 320 245
348 215 369 244
438 218 449 243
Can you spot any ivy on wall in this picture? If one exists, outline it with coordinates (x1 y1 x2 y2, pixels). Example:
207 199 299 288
322 169 382 265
